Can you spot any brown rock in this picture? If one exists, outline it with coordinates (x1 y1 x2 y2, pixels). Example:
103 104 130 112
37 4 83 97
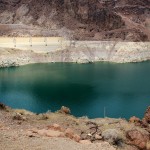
73 134 81 142
47 123 63 131
79 140 92 144
129 116 141 123
129 116 146 127
59 106 71 114
65 128 74 139
129 116 148 128
126 129 149 149
144 107 150 123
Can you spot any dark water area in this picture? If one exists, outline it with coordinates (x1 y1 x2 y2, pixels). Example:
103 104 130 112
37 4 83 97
0 62 150 119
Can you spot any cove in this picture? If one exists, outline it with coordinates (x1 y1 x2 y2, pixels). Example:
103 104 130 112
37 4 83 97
0 62 150 119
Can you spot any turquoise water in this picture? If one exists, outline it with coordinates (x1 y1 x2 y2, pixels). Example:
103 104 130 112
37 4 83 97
0 62 150 119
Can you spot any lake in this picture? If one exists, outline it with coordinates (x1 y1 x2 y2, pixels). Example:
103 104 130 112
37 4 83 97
0 62 150 119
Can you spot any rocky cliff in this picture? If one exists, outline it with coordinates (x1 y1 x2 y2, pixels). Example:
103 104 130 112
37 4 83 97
0 0 150 41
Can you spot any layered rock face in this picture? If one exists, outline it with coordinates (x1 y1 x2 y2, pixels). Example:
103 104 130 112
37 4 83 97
0 0 149 41
64 0 124 30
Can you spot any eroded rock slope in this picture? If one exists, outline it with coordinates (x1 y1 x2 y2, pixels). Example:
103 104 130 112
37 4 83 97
0 0 150 41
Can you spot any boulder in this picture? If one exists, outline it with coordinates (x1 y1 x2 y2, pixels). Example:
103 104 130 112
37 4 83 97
59 106 71 114
65 128 74 139
126 129 149 150
129 116 148 128
73 134 81 142
102 129 122 145
129 116 141 123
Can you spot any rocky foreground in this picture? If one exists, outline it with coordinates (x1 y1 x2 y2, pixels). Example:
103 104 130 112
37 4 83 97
1 103 150 150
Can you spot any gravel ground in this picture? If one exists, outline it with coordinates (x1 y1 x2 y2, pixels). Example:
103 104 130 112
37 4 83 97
0 107 116 150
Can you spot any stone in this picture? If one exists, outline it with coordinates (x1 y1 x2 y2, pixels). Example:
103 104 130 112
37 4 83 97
126 129 149 150
46 130 64 137
37 129 47 136
65 128 74 139
129 116 141 123
144 107 150 123
129 116 143 126
79 140 92 144
129 116 148 128
95 134 102 140
59 106 71 114
80 132 88 140
12 113 26 121
73 134 81 142
102 129 122 145
47 123 62 131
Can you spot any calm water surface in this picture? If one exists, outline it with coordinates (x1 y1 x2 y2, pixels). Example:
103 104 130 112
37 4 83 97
0 62 150 119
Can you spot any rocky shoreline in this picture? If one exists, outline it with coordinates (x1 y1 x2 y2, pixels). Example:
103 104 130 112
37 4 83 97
0 103 150 150
0 41 150 68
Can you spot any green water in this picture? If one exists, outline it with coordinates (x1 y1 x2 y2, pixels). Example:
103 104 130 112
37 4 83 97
0 62 150 119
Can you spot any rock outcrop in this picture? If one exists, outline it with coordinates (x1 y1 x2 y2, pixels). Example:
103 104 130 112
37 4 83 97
0 0 149 41
126 129 150 150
